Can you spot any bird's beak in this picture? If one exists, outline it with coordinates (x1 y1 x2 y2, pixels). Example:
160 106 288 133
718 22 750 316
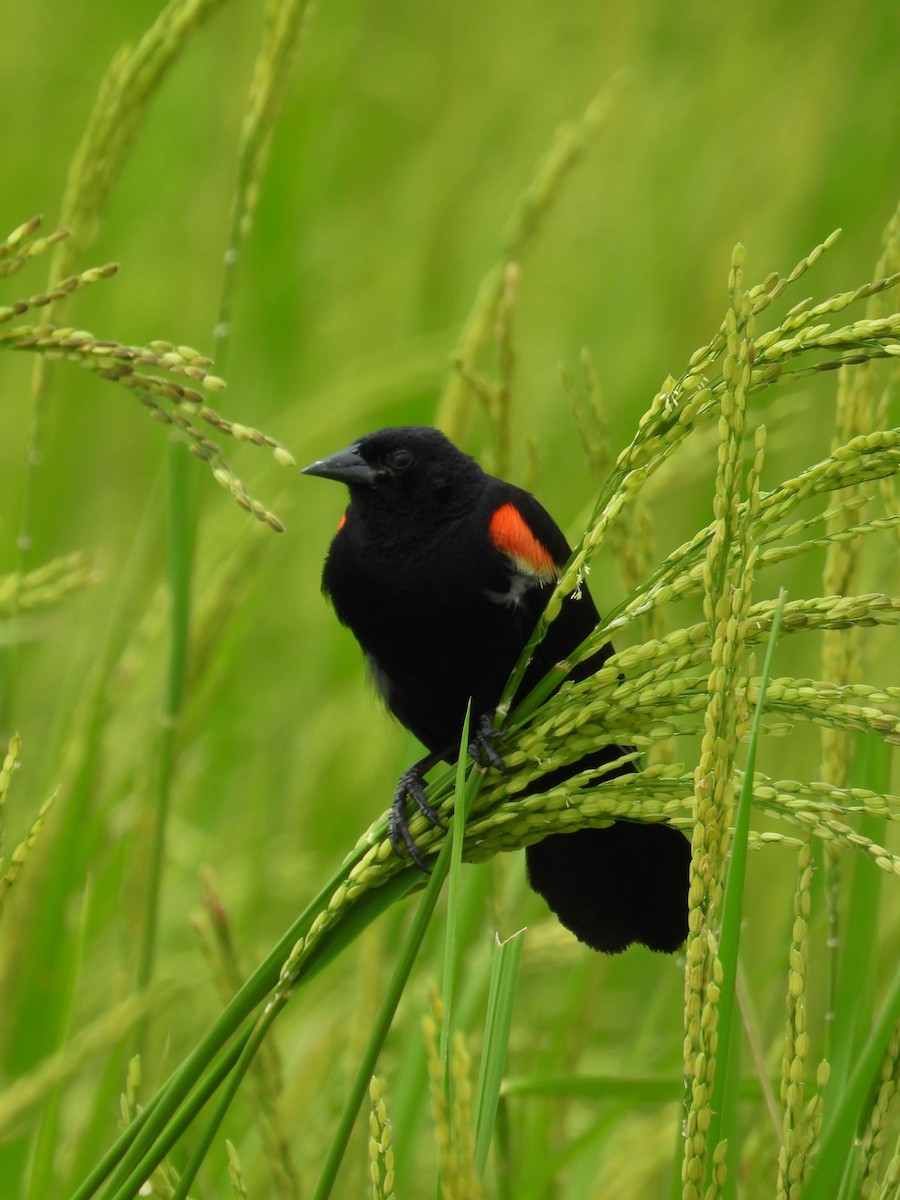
301 443 378 487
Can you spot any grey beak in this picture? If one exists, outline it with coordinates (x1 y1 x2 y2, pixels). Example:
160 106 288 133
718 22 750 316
301 443 378 487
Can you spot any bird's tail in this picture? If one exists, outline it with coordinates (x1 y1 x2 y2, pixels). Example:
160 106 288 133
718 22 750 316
525 820 691 953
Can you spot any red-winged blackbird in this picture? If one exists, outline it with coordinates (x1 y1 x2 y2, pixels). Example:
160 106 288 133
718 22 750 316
303 426 689 953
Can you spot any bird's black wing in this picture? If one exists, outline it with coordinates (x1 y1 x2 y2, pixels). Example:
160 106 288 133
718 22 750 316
482 483 691 954
479 482 608 701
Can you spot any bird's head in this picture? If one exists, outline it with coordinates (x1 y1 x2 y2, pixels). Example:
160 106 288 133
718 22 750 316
301 426 481 513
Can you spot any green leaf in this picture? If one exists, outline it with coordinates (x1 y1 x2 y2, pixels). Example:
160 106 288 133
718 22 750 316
474 926 525 1173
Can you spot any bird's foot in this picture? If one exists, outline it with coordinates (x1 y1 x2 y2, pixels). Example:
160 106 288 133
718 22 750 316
388 720 508 869
468 713 511 774
388 761 445 870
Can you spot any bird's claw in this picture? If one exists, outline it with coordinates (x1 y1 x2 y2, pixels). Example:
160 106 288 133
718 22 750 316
468 713 511 774
388 764 445 871
389 717 508 869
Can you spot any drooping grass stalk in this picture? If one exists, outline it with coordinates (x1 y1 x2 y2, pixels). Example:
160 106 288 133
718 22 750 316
0 2 296 803
0 222 294 529
16 0 232 617
0 221 98 722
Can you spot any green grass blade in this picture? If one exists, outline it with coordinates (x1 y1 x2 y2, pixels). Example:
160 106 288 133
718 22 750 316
24 878 93 1199
96 867 422 1200
104 1029 252 1200
503 1074 766 1103
803 951 900 1200
311 790 480 1200
104 864 424 1200
441 704 473 1076
167 1004 286 1200
828 733 891 1116
474 926 525 1174
136 443 194 1000
70 854 418 1200
833 734 891 1200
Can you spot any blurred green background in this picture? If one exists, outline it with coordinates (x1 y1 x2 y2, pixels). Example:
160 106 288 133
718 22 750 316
1 1 898 1196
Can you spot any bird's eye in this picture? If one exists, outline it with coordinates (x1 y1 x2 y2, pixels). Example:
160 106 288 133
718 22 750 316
386 449 413 472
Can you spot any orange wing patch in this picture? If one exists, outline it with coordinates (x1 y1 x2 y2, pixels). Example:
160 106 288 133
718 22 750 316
489 503 558 581
338 511 347 530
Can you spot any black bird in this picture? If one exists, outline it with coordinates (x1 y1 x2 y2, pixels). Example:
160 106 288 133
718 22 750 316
303 426 689 953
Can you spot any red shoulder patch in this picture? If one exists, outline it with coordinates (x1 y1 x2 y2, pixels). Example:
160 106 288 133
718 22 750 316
338 511 347 531
489 503 558 581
